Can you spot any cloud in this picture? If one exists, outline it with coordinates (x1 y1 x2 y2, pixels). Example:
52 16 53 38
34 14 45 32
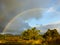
0 0 44 32
47 7 55 12
19 8 45 20
1 0 60 34
3 18 31 34
43 6 60 19
37 21 60 34
2 0 24 12
2 8 45 34
3 7 60 34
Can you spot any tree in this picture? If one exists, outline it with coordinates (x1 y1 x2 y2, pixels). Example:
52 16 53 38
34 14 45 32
43 29 59 44
43 29 59 38
21 27 42 40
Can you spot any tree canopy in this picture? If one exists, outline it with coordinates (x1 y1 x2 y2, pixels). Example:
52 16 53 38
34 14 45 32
21 27 42 40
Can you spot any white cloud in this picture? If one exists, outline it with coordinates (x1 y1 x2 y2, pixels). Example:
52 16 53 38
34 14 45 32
47 7 55 12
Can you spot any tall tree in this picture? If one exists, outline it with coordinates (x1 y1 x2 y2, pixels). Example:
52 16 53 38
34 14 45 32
21 27 42 40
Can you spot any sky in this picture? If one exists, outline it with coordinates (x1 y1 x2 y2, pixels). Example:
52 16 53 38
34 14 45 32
0 0 60 34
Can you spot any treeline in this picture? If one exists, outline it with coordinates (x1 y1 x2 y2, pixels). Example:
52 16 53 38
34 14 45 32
0 27 60 45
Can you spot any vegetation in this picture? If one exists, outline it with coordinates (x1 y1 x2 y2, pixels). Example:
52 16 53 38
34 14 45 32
0 27 60 45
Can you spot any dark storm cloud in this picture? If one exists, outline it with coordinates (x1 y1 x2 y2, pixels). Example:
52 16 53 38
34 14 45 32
0 0 41 32
3 18 31 34
0 0 59 33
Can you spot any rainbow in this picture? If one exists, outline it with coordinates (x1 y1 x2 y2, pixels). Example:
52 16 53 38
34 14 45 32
3 8 46 32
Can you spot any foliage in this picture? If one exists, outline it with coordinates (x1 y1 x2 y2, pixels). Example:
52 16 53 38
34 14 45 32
43 29 59 38
21 27 42 40
0 28 60 45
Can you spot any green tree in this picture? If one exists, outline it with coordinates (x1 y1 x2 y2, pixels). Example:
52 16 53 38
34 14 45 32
43 29 59 44
43 29 59 38
21 27 42 40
